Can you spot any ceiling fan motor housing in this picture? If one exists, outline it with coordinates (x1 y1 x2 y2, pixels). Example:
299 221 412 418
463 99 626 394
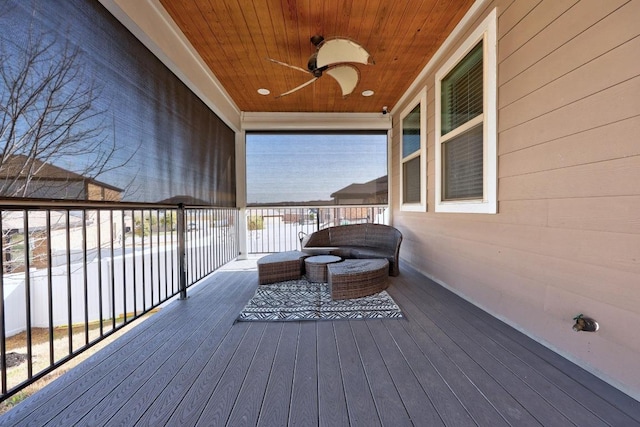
307 53 326 77
310 35 325 46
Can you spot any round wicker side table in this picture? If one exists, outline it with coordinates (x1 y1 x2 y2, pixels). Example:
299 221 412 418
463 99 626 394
304 255 342 283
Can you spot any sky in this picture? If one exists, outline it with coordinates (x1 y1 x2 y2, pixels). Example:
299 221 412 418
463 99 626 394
246 133 387 205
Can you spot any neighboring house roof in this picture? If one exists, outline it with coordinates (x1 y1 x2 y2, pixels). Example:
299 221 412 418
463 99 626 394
0 154 123 193
157 195 212 206
330 175 388 200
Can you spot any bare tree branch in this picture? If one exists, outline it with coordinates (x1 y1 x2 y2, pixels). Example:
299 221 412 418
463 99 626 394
0 25 136 199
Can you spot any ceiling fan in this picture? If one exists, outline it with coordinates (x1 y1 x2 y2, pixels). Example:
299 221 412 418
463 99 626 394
267 35 373 98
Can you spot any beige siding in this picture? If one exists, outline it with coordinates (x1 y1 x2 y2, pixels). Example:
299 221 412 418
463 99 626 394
392 0 640 400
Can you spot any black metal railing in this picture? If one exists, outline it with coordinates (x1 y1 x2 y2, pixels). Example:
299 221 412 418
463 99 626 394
0 200 239 402
246 205 388 254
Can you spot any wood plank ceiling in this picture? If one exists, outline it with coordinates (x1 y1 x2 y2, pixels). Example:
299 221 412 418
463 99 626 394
159 0 475 114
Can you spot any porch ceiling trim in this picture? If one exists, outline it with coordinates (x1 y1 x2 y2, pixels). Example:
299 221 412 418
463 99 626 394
241 112 392 131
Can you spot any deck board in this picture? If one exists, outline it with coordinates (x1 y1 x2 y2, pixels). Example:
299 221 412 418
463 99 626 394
333 321 383 426
412 280 609 426
350 320 419 426
79 293 241 426
1 291 188 425
11 277 222 427
394 276 583 427
381 320 477 426
288 321 319 426
406 269 640 425
256 322 298 426
190 322 267 426
2 260 639 427
104 302 239 425
226 322 283 426
391 282 517 426
316 321 350 427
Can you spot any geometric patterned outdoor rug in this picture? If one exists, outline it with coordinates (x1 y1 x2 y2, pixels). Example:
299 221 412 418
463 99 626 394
237 277 403 322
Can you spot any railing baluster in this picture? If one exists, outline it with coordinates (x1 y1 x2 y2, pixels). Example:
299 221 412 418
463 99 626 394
217 210 222 269
197 209 202 281
177 204 187 299
189 209 193 284
170 209 175 295
110 210 116 331
96 210 103 337
82 210 89 346
66 210 72 355
22 212 32 380
194 209 199 281
141 211 153 310
0 212 5 394
208 209 212 275
157 210 162 301
46 211 54 366
198 209 202 280
121 211 127 324
139 209 144 313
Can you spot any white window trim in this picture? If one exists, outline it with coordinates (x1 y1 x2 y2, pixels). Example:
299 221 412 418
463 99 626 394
434 8 497 214
400 88 427 212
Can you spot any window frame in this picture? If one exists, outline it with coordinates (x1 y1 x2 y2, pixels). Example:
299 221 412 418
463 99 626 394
399 88 427 212
434 9 497 214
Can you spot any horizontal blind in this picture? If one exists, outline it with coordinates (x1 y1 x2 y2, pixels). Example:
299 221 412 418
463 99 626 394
402 104 421 158
441 42 483 135
443 124 483 200
403 156 421 203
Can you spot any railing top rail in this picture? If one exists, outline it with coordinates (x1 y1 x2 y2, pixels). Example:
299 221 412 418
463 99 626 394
0 198 238 211
246 204 388 209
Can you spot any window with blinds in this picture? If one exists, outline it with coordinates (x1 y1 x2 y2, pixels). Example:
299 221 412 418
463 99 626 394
435 9 497 214
443 124 483 199
440 41 484 201
403 156 421 203
441 42 483 136
401 104 422 204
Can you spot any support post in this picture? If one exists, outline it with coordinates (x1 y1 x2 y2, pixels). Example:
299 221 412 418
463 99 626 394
177 203 187 300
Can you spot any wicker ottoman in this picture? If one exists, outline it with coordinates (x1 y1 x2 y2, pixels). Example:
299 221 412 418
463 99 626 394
304 255 342 283
257 251 308 285
327 259 389 300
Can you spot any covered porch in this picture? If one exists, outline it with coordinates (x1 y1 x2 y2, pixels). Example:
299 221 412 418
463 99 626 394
2 258 638 426
1 0 639 418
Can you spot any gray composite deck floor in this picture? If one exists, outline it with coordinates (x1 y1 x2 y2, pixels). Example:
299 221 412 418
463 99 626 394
2 258 640 426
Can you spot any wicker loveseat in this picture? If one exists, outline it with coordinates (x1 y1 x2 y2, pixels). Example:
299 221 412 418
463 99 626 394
300 223 402 276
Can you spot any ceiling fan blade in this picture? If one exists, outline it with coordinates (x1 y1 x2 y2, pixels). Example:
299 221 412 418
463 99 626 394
325 65 359 96
316 38 372 68
276 76 319 97
266 58 310 74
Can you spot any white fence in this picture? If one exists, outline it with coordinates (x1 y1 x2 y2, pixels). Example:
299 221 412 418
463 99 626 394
4 246 178 337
